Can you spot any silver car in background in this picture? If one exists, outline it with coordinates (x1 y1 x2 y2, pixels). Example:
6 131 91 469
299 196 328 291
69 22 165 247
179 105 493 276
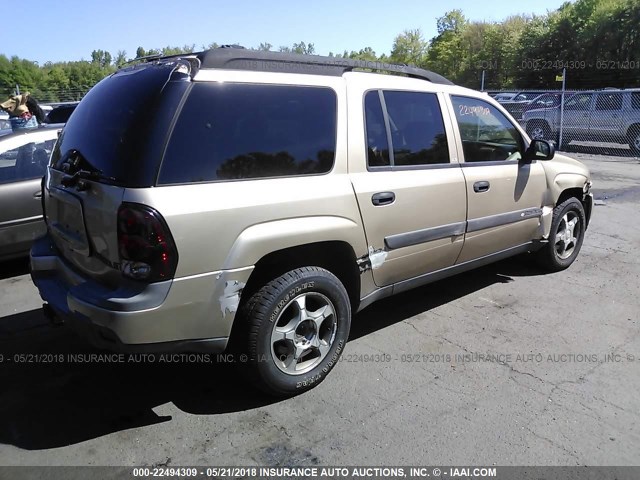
0 125 62 260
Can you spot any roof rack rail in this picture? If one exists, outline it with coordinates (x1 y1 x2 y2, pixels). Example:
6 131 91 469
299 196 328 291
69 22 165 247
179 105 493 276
195 47 454 85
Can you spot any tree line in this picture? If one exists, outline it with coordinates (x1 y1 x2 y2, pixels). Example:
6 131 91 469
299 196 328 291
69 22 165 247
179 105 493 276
1 0 638 103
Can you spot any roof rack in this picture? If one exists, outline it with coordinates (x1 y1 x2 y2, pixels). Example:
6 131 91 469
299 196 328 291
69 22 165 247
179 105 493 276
194 47 454 85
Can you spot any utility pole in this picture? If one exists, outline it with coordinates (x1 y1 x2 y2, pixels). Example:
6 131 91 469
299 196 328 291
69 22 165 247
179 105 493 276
558 68 566 149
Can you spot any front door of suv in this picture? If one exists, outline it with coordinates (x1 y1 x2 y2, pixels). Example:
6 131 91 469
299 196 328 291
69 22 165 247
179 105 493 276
448 95 547 263
349 88 467 287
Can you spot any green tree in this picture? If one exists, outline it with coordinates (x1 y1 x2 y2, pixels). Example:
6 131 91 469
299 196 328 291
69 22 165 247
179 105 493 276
390 29 428 65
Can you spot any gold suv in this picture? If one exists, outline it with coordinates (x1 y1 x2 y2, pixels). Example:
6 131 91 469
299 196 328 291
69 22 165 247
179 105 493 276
30 48 593 396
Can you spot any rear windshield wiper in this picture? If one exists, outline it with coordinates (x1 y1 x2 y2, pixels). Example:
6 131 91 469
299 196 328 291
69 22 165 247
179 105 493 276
61 169 118 189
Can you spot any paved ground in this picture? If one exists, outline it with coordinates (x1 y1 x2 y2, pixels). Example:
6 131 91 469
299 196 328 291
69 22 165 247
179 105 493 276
0 151 638 467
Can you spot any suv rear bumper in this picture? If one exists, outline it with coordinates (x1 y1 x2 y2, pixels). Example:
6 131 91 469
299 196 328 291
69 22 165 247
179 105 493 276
30 235 253 353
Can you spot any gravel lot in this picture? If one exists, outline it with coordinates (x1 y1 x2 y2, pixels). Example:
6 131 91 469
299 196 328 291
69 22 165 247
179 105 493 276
0 150 638 467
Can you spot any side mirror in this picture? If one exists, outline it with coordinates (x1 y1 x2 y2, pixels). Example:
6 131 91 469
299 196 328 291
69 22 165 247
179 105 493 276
524 139 555 162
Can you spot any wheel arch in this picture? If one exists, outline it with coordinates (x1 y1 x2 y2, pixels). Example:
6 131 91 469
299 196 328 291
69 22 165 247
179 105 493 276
238 240 362 317
626 122 640 139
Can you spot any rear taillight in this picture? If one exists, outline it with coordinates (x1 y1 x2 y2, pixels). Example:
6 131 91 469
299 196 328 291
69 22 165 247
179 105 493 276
117 203 178 282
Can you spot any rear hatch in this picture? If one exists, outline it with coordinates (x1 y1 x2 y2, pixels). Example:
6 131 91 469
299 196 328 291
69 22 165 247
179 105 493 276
44 59 194 287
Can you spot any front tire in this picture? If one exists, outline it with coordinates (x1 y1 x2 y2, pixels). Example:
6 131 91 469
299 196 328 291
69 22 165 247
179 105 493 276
527 121 550 141
536 197 586 272
241 267 351 396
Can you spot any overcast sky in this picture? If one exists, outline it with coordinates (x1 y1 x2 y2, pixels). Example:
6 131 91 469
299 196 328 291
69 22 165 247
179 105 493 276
6 0 570 63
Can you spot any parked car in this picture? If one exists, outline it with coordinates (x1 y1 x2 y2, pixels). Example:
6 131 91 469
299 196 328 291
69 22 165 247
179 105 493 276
0 124 62 260
523 88 640 152
500 91 556 121
30 48 593 396
493 91 518 101
524 92 575 111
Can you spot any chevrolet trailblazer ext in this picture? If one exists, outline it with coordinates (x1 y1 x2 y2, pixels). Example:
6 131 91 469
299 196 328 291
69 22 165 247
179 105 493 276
30 48 593 396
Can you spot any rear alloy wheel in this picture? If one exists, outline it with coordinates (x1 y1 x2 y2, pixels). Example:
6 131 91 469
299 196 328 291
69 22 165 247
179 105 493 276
241 267 351 396
536 197 586 271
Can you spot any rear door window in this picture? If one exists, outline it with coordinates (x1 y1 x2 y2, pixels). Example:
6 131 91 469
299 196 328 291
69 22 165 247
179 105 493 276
364 91 390 167
595 93 622 111
363 90 450 168
382 91 450 167
159 83 337 184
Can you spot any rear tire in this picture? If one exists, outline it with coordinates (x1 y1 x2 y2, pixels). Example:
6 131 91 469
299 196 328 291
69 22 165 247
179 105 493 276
628 127 640 155
536 197 586 272
239 267 351 397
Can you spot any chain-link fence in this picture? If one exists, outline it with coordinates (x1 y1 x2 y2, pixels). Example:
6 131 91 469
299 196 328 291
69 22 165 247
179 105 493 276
0 86 91 104
489 88 640 156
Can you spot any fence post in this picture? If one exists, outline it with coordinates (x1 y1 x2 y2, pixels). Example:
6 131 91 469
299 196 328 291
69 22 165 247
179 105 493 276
15 84 20 95
480 70 485 91
558 67 566 149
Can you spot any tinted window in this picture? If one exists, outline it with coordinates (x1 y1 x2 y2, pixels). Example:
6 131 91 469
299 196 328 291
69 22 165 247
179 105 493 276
364 91 390 167
632 93 640 110
45 104 77 123
451 96 523 162
0 138 54 184
51 62 189 187
382 91 449 166
595 93 622 111
564 93 592 111
159 84 337 183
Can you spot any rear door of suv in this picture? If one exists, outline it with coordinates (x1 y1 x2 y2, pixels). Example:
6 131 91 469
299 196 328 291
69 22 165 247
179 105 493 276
348 77 467 287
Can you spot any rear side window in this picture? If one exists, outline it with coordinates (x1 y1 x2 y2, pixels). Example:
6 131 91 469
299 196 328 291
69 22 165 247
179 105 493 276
159 83 337 184
383 91 449 166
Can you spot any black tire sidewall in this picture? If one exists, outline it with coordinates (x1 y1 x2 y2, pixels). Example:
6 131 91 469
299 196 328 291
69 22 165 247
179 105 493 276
548 198 586 269
248 268 351 396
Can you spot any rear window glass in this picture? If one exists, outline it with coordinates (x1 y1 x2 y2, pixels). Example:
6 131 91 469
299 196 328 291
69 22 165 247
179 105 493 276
158 83 337 184
50 62 187 187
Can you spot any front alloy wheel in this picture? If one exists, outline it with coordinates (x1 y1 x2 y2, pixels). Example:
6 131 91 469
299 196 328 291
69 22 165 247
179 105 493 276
554 211 580 260
528 125 547 140
536 197 586 271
